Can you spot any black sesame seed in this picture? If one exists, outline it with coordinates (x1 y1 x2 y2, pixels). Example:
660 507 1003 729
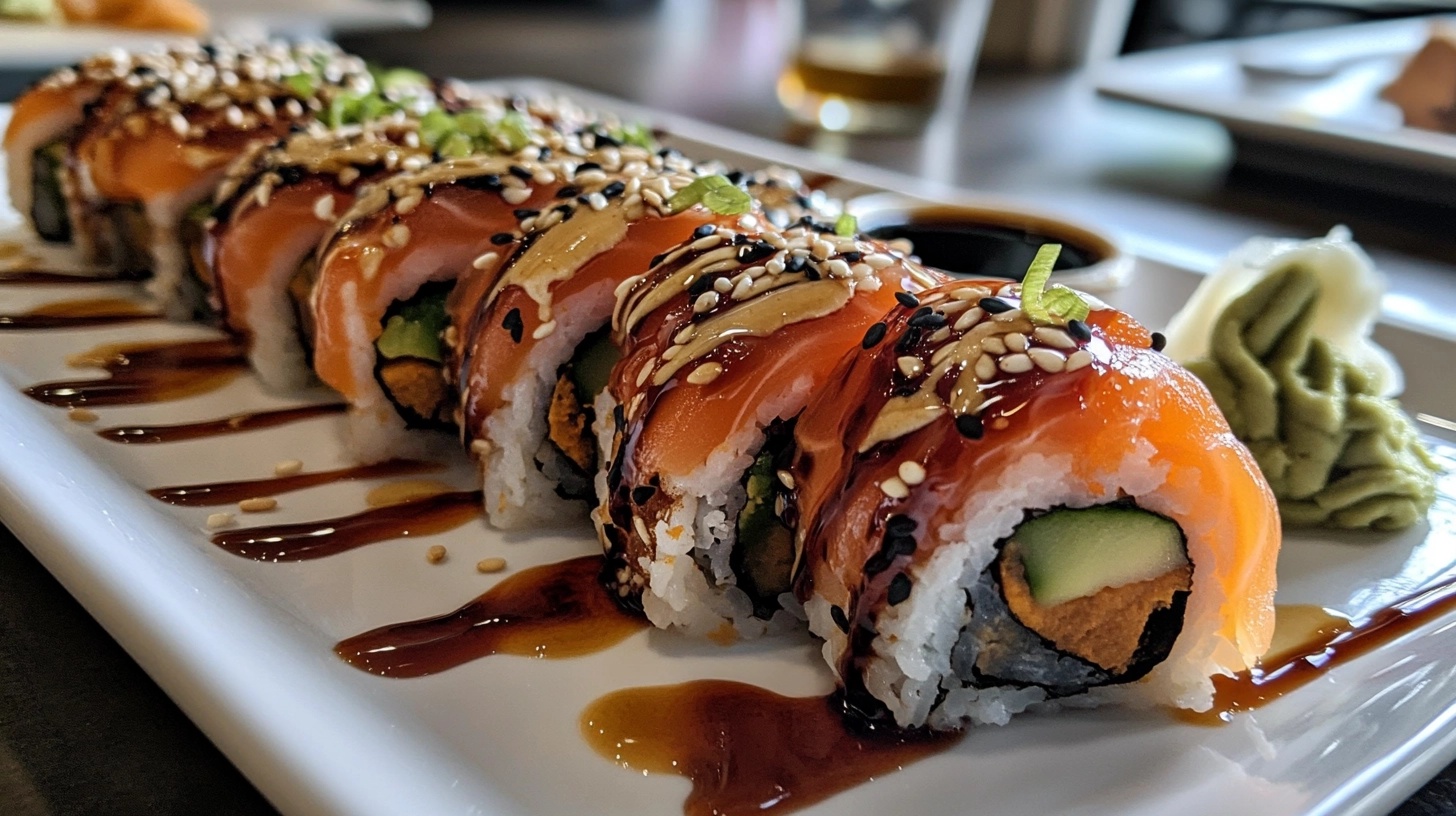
649 252 667 268
687 275 715 297
491 232 514 245
1067 319 1092 342
657 148 675 158
895 291 920 309
895 326 922 354
554 204 573 215
863 551 893 577
631 485 657 505
692 223 716 239
577 161 601 172
502 308 524 343
888 535 917 557
794 194 812 209
861 322 888 349
1150 331 1167 352
725 170 744 185
460 174 502 192
785 255 808 273
612 402 625 431
601 180 626 199
737 242 775 264
955 414 984 439
556 185 580 199
577 195 592 205
732 233 751 246
594 133 620 148
513 208 539 219
508 165 532 180
885 514 917 537
804 265 821 281
538 147 552 160
841 251 863 263
907 310 946 330
830 605 850 633
887 573 912 605
979 297 1014 314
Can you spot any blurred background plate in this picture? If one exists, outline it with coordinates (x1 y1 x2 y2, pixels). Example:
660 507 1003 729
1095 15 1456 205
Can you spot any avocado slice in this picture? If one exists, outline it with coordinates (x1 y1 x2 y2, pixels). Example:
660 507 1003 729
1013 505 1188 607
31 140 71 243
376 284 451 363
568 328 620 398
733 447 796 606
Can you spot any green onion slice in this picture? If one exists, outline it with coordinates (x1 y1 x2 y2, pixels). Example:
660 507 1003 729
834 213 857 237
667 174 752 216
1020 244 1090 324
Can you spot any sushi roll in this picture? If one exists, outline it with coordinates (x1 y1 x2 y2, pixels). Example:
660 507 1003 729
201 89 576 391
596 222 940 638
787 254 1280 728
309 132 702 464
2 40 400 315
456 171 833 530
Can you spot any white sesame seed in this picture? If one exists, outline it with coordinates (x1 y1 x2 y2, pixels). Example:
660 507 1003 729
712 276 733 293
472 251 499 270
929 326 951 344
312 194 335 221
764 233 787 249
206 512 235 529
532 168 556 185
224 105 244 126
812 239 835 260
731 276 755 300
382 224 411 249
426 544 447 564
974 353 997 381
777 470 796 489
502 186 532 205
765 258 786 275
635 360 653 387
999 353 1034 374
471 438 494 457
992 307 1024 323
1005 333 1029 353
954 307 985 332
1066 349 1094 372
476 557 507 574
880 477 910 499
858 275 883 293
850 263 873 279
169 112 189 136
239 497 277 513
693 291 720 313
897 356 924 378
255 96 275 118
939 300 971 315
633 516 652 543
532 320 557 340
273 459 303 476
737 215 759 230
1028 347 1067 372
401 155 426 173
981 336 1007 355
661 345 681 361
898 461 926 486
587 192 609 211
674 325 697 344
690 235 722 251
866 253 895 270
67 407 98 423
686 362 724 385
1032 326 1078 349
826 259 852 278
745 265 767 279
337 166 360 185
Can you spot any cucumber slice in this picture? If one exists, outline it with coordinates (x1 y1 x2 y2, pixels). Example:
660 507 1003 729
1013 506 1188 607
376 285 451 363
569 329 620 398
31 140 70 243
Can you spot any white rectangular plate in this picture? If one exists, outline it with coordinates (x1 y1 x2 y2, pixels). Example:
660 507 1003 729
1094 16 1456 188
2 87 1456 816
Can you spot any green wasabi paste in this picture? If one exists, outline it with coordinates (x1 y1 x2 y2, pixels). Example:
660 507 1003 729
1186 265 1439 532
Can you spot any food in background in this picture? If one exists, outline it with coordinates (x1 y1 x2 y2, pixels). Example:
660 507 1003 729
1381 22 1456 134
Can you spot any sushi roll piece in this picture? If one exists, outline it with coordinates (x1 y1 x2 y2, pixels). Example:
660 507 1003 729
787 254 1280 728
456 171 834 530
2 40 400 315
596 222 940 638
309 134 702 464
201 89 577 391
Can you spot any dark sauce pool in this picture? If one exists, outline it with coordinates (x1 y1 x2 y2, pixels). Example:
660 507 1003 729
860 204 1116 281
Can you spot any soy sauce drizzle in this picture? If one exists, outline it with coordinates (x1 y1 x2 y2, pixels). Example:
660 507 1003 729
100 403 347 444
581 680 958 816
336 555 646 677
1183 576 1456 724
0 271 121 284
210 489 482 561
25 338 246 407
149 459 441 506
0 298 158 330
